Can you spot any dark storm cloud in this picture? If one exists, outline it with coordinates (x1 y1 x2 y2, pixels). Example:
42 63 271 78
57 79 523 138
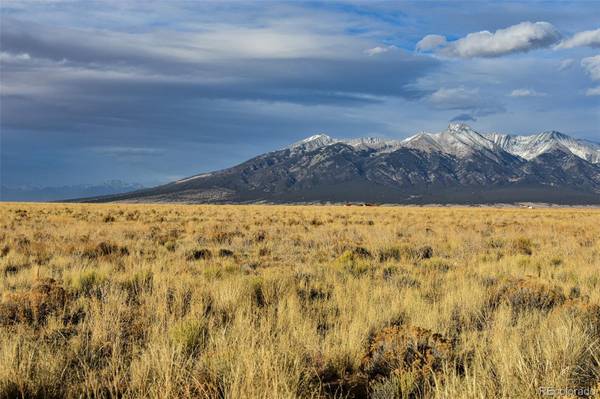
1 17 438 136
428 87 506 117
450 113 477 122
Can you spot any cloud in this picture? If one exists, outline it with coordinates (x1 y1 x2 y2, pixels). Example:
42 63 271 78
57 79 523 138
555 28 600 49
586 86 600 96
428 87 505 116
415 34 446 52
581 55 600 81
0 52 31 62
578 55 600 96
0 10 439 187
2 1 599 187
92 147 166 157
0 16 363 64
0 15 442 141
364 46 388 56
450 113 476 122
558 58 575 71
0 17 438 111
430 87 479 106
509 89 546 97
420 21 561 58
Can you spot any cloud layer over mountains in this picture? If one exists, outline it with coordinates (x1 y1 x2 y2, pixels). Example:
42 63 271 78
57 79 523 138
1 2 598 189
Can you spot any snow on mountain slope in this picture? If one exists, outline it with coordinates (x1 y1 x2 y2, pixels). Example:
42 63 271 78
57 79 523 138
377 123 513 163
402 133 445 153
427 123 506 161
84 124 600 205
289 134 338 152
345 137 404 152
288 134 403 153
288 124 599 164
486 131 600 164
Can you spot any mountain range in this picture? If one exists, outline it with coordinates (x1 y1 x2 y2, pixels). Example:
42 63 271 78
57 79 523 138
1 181 144 202
79 123 600 205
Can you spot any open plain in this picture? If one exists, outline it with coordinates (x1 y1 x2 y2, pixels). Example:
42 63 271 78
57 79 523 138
1 203 599 398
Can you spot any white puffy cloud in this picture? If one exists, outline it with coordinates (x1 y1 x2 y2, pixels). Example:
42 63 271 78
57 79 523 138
581 55 600 81
415 34 447 52
555 28 600 49
364 45 397 56
509 89 546 97
586 86 600 96
364 46 388 56
419 21 561 58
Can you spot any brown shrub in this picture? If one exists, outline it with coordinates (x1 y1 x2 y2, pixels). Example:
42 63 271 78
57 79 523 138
313 359 368 399
0 278 66 325
125 211 140 221
297 287 331 303
309 218 324 226
333 248 375 277
258 247 270 257
81 241 129 259
489 278 565 313
486 238 505 249
378 247 402 262
218 249 234 257
351 246 372 259
187 248 212 261
378 245 433 263
416 245 433 260
0 244 9 257
360 325 455 397
254 230 266 242
13 235 31 252
209 230 241 245
146 227 182 248
512 237 533 255
418 257 452 273
312 324 457 398
2 255 30 275
557 299 600 338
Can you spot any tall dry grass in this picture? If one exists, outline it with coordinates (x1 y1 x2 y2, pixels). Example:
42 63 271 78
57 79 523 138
0 203 599 398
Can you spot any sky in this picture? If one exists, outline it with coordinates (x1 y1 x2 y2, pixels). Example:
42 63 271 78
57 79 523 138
1 0 599 187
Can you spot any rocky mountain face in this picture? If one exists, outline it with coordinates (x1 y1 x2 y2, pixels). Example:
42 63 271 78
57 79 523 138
83 124 600 204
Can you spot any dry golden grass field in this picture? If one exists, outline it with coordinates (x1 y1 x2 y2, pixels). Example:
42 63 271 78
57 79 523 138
1 203 600 398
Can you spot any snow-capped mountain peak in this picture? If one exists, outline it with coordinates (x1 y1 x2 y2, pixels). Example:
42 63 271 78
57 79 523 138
91 123 600 205
289 133 338 152
288 124 599 163
301 133 333 143
424 123 502 160
296 133 335 145
443 123 494 147
447 122 474 132
402 133 444 153
345 137 403 152
485 130 600 163
347 137 386 146
290 134 404 153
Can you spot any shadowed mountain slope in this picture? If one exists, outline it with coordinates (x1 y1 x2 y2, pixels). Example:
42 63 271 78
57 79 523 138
78 124 600 204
